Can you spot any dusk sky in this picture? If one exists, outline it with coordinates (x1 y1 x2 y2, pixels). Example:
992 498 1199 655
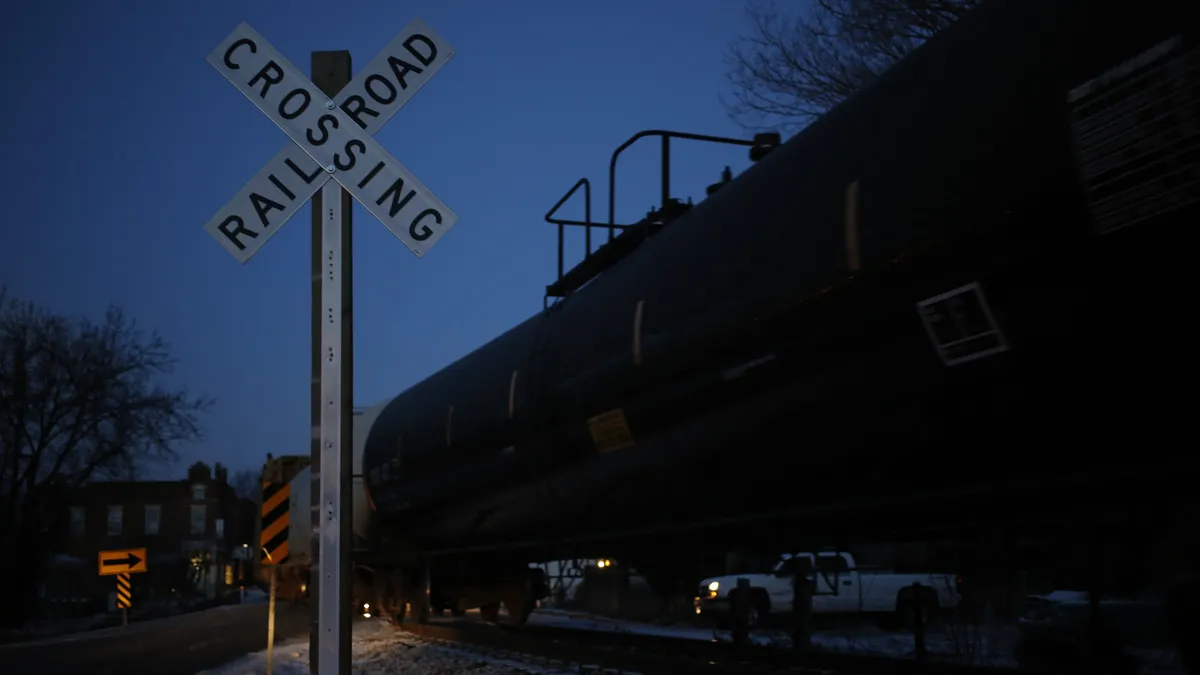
1 0 768 479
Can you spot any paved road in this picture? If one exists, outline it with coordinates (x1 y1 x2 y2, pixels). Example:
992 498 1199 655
0 601 312 675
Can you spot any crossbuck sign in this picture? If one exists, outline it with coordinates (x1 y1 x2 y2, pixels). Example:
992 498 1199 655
203 19 457 263
201 18 457 675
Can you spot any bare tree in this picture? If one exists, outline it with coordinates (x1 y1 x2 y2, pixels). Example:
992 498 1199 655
723 0 979 132
0 288 212 625
231 467 260 501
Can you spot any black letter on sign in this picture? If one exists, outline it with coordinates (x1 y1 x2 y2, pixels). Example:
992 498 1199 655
376 177 416 217
249 61 283 99
278 88 311 120
224 38 256 70
307 114 338 146
286 158 322 185
410 208 440 241
217 215 258 251
250 192 285 227
404 35 437 66
267 174 296 201
335 140 366 172
340 96 378 130
364 74 397 105
357 162 385 189
387 55 424 90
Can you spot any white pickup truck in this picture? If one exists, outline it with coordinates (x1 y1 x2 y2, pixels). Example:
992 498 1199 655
695 551 960 628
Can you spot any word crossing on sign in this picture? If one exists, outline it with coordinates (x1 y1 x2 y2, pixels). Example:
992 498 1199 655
204 21 458 263
260 480 291 565
116 573 132 609
98 548 148 576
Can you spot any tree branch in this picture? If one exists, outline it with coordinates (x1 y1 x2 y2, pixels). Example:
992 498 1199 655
0 293 212 534
723 0 979 131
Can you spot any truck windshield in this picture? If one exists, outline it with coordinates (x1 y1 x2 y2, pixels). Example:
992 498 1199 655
776 556 814 575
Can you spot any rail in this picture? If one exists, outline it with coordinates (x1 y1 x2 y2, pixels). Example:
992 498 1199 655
397 616 1010 675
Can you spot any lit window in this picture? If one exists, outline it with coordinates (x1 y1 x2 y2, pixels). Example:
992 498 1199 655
69 506 85 537
144 505 161 535
190 504 206 535
107 506 123 535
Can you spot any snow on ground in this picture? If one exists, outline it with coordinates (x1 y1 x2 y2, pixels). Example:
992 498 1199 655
528 608 1184 673
196 619 582 675
200 609 1184 675
527 609 1020 668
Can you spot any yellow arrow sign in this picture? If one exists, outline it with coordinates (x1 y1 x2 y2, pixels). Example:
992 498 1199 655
98 548 147 576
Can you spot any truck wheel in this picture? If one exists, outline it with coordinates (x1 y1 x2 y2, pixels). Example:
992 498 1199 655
480 602 501 622
748 592 770 629
413 593 430 624
895 590 939 630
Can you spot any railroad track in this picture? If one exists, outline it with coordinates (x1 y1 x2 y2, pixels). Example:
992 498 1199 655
395 617 1012 675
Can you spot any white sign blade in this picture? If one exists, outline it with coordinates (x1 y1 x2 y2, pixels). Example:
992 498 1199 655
328 139 458 257
207 22 457 256
335 17 456 133
202 19 455 263
203 144 326 263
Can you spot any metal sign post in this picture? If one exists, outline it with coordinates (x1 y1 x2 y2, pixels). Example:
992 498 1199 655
266 567 278 675
316 115 353 673
200 19 457 675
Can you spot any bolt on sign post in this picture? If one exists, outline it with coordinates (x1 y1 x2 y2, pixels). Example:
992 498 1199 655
201 18 457 675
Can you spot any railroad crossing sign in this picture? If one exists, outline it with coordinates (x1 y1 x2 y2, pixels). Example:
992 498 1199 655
202 18 459 675
203 18 457 263
98 548 148 576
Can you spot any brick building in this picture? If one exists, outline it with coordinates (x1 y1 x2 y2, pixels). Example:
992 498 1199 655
45 461 256 615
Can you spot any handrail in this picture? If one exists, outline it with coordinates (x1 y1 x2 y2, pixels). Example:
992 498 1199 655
541 129 772 303
545 177 636 278
544 177 592 227
544 178 590 281
606 130 758 242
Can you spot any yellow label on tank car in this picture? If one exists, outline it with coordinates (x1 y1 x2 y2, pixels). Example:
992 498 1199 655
587 408 635 454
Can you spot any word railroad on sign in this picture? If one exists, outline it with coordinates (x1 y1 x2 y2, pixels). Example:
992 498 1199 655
260 479 291 565
203 18 458 263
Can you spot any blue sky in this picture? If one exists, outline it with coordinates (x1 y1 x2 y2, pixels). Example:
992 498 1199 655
1 0 765 479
